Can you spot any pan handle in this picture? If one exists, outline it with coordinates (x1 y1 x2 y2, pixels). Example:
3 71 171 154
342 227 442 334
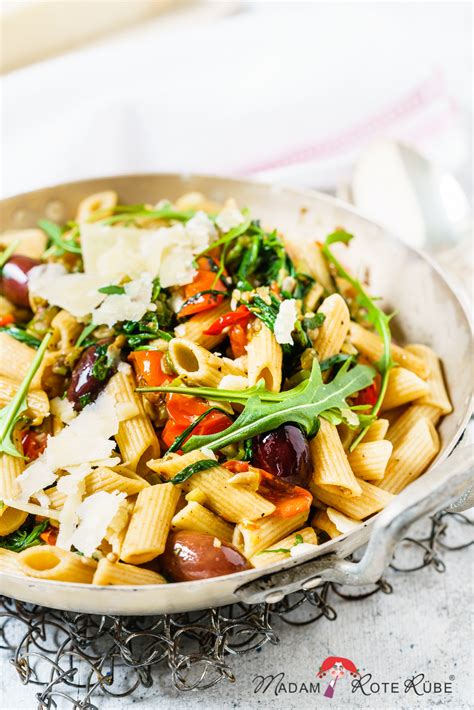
235 444 474 605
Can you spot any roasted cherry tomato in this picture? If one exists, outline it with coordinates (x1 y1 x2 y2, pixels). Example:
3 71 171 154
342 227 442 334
228 323 248 358
0 314 14 327
203 305 251 335
39 526 58 545
256 468 313 518
160 531 250 582
162 393 232 449
129 350 171 388
21 430 48 461
223 460 251 474
352 382 378 407
178 257 227 318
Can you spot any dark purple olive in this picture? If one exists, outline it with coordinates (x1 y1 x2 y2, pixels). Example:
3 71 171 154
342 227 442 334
0 255 41 307
160 531 250 582
252 424 312 487
67 342 115 410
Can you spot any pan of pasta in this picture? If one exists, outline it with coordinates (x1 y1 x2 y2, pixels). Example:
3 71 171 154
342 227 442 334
0 174 472 614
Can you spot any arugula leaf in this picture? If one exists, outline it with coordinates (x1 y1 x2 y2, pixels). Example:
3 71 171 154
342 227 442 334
170 459 218 485
320 353 354 372
0 240 20 271
0 518 49 552
38 219 82 255
102 206 196 225
0 325 41 349
0 332 51 457
322 231 395 449
75 322 97 348
98 285 125 295
178 359 374 453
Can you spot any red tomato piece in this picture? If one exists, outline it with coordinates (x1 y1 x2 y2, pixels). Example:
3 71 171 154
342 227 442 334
178 257 227 318
256 468 313 518
353 382 378 407
0 314 14 327
129 350 171 388
162 393 232 449
203 305 251 335
21 430 48 461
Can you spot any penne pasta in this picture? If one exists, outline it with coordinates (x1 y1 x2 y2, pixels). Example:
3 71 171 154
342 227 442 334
385 404 442 449
0 548 23 575
0 506 29 536
177 299 232 350
250 527 317 568
148 451 276 522
405 344 453 414
121 483 181 564
313 294 350 360
0 375 49 425
46 467 149 510
107 368 160 473
233 511 308 558
17 546 97 583
0 333 47 388
168 337 242 387
310 418 362 496
171 501 234 542
0 228 47 259
312 478 394 520
246 321 282 392
50 310 82 354
349 322 429 379
347 440 393 481
311 510 340 539
0 436 24 501
379 418 440 494
380 367 430 411
364 418 389 442
92 558 167 586
76 190 118 222
283 235 333 292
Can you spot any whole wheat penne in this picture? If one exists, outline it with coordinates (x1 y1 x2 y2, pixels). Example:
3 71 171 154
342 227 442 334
250 527 317 568
381 367 430 411
168 338 242 387
405 344 452 414
310 418 362 496
311 510 340 539
18 546 97 583
107 368 160 473
246 321 282 392
50 310 82 353
379 418 440 494
364 418 389 441
313 294 350 360
385 404 442 449
347 440 393 481
233 511 308 558
0 376 49 425
311 478 394 519
93 558 167 586
121 483 181 564
176 299 231 350
171 501 234 542
0 434 24 500
349 322 429 379
149 451 275 523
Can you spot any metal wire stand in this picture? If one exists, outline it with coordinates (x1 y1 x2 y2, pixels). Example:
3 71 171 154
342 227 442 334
0 510 472 709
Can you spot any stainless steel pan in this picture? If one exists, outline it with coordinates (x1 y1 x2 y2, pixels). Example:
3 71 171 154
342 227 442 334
0 174 472 615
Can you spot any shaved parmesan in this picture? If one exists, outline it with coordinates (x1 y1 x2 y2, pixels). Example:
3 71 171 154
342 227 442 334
274 299 298 345
92 273 156 327
16 393 119 501
69 491 126 557
28 264 108 318
215 202 245 233
2 497 58 520
290 542 319 558
218 375 248 390
185 211 217 252
326 507 360 534
50 396 77 424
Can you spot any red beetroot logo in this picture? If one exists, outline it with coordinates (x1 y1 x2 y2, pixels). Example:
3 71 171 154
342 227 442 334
317 656 360 698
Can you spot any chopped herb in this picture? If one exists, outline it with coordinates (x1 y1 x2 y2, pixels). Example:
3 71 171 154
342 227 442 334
170 459 218 484
259 532 305 555
303 313 326 330
178 289 229 317
121 311 172 348
0 332 51 457
320 353 354 372
0 518 49 552
0 240 20 271
78 393 92 408
91 344 112 381
75 322 97 348
38 219 82 255
98 285 125 295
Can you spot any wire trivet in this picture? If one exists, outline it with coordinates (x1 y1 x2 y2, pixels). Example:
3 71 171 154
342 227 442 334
0 510 472 709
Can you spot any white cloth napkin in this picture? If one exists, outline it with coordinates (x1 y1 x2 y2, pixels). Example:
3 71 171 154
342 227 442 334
1 3 471 197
